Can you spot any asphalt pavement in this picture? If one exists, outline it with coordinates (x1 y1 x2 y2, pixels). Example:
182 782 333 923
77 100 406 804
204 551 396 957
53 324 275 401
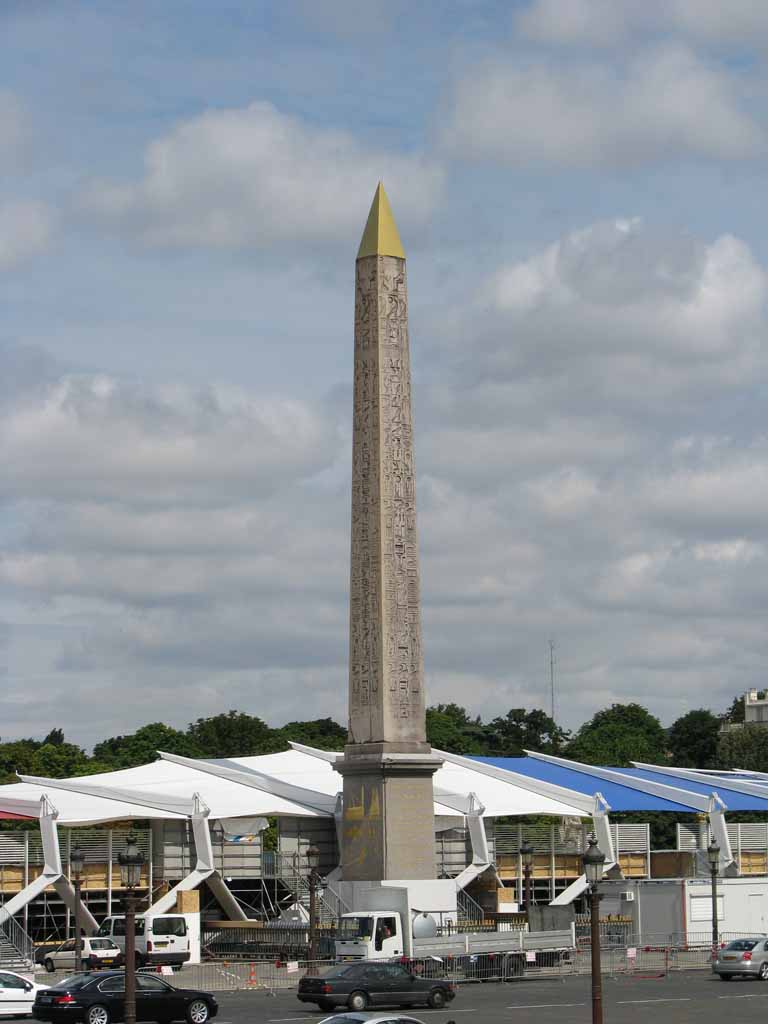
211 970 768 1023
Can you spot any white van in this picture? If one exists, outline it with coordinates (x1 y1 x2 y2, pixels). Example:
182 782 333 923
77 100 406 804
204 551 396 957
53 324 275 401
95 914 192 967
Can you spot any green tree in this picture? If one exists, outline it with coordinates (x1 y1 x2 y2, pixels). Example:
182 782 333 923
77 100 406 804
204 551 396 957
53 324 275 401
718 724 768 771
187 710 284 758
94 723 201 769
426 704 489 753
485 708 570 756
667 709 720 768
280 718 347 751
723 693 746 724
566 703 668 766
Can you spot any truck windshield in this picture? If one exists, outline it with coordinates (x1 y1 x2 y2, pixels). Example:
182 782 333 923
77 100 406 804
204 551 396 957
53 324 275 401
339 916 374 939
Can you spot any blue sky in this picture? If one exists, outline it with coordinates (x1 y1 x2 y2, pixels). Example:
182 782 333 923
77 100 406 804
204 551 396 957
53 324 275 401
4 0 768 746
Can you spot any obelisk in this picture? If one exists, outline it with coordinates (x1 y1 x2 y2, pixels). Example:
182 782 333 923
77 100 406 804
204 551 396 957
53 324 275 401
335 183 440 881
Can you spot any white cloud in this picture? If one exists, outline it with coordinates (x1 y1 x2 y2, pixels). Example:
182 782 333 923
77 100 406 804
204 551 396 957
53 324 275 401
0 374 340 503
517 0 768 47
0 91 25 164
80 101 443 249
0 200 53 270
445 46 762 167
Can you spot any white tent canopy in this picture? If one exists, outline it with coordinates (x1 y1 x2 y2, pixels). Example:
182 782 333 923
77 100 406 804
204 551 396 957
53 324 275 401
0 746 589 826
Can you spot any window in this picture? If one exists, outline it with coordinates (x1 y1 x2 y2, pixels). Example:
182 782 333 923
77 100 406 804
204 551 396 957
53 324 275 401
113 919 144 936
59 941 75 953
89 940 118 951
96 922 112 937
98 978 125 993
381 965 409 979
137 977 170 992
725 939 759 951
374 917 397 951
0 974 27 990
152 917 186 937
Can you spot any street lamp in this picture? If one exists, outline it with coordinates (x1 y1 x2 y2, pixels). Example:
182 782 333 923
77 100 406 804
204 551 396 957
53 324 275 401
519 839 534 914
70 844 85 972
707 840 721 956
306 845 320 968
583 836 606 1024
118 836 145 1024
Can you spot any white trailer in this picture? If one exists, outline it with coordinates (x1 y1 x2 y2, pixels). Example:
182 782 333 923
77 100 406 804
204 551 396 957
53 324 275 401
597 877 768 945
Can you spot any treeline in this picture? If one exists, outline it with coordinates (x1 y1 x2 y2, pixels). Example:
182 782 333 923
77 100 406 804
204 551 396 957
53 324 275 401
0 694 758 788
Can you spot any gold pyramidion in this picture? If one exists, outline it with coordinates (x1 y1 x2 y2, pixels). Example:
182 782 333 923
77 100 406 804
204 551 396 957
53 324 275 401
357 182 405 259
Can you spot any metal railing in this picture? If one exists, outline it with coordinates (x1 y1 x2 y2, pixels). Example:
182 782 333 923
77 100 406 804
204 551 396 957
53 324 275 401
0 913 35 967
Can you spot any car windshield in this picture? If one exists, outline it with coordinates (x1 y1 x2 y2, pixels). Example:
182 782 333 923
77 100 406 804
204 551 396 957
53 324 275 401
338 917 374 940
318 1018 367 1024
90 940 117 950
725 940 759 950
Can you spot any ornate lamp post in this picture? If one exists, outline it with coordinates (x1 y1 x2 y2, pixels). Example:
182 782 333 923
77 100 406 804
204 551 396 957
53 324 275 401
118 836 145 1024
70 844 85 973
520 839 534 914
708 840 720 957
583 836 606 1024
306 845 320 968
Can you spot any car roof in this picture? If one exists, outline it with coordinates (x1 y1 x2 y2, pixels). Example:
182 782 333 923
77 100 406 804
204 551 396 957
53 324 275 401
320 1016 425 1024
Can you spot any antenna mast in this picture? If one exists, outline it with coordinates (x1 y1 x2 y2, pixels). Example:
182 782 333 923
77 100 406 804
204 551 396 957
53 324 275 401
549 639 556 721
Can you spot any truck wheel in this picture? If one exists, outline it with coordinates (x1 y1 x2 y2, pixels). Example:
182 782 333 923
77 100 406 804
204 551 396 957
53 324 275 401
347 991 368 1011
427 989 446 1009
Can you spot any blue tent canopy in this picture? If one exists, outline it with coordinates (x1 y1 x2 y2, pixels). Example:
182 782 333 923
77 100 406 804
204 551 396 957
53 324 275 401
471 756 768 813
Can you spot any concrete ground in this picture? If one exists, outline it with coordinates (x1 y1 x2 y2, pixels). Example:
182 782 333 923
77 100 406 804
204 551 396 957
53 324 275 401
211 970 768 1023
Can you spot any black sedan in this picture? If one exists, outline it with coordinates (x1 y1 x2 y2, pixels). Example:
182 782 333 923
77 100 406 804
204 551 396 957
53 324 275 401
32 971 217 1024
298 961 456 1011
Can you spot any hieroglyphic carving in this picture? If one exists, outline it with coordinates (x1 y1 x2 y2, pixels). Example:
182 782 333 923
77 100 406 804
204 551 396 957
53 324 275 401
348 254 425 746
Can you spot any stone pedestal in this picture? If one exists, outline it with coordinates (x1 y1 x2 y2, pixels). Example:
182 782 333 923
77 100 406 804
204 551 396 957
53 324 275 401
336 753 441 881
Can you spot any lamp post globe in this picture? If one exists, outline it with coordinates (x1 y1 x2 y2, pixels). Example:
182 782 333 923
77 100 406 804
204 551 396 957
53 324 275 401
118 836 145 1024
583 836 606 888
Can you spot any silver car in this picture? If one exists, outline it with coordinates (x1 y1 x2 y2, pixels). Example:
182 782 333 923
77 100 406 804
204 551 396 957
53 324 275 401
713 937 768 980
320 1016 457 1024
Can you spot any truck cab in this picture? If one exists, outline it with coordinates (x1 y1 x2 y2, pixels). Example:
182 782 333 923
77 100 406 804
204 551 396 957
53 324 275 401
336 911 404 960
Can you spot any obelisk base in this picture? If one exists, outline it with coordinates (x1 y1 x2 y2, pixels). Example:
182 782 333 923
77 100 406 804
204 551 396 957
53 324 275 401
335 752 442 881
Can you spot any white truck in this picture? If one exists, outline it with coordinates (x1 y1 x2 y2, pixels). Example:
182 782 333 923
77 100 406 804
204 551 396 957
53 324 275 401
334 907 575 980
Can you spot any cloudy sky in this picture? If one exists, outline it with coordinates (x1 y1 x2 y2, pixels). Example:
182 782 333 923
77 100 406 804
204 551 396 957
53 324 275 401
3 0 768 748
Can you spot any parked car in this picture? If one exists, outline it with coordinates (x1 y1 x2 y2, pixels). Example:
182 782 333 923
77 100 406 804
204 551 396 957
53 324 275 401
43 939 123 973
0 972 48 1018
298 961 456 1011
32 971 217 1024
713 937 768 980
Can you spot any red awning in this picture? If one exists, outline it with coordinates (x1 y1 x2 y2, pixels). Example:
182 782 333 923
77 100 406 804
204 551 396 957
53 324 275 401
0 811 33 820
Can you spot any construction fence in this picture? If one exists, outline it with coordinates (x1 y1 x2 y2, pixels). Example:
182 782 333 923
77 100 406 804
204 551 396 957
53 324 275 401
32 938 727 992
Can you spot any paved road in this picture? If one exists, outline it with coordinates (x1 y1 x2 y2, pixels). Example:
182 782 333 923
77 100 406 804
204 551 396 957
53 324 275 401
212 971 768 1023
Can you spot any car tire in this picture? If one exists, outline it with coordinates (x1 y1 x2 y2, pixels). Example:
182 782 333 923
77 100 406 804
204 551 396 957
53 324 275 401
719 974 732 981
347 991 368 1011
44 958 55 973
86 1004 111 1024
427 988 447 1009
186 1000 210 1024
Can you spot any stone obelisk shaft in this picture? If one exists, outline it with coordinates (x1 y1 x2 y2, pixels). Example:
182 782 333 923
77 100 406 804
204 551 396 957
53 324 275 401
337 183 439 881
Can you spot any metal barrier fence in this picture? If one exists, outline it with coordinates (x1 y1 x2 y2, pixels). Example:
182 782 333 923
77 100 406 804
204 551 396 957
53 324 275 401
36 936 748 991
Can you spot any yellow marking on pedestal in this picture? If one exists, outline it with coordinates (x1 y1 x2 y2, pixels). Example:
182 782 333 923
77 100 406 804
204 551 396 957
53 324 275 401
357 182 405 259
